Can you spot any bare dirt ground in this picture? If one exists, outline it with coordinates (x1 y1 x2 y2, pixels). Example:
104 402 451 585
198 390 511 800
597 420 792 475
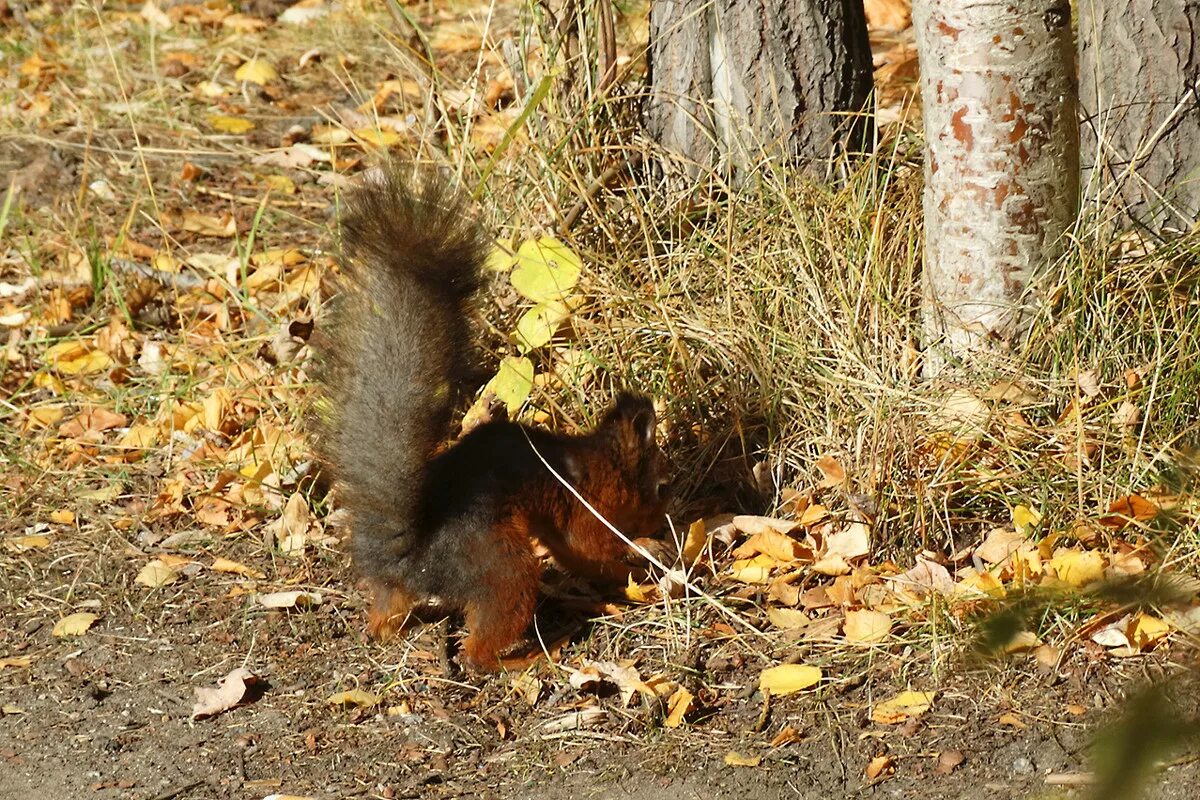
3 2 1200 799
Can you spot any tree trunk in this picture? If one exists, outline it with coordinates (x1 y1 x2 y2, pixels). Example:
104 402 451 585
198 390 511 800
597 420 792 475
913 0 1079 375
646 0 874 183
1078 1 1200 233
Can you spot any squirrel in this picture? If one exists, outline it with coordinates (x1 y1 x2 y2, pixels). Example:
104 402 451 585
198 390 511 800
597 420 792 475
313 163 671 670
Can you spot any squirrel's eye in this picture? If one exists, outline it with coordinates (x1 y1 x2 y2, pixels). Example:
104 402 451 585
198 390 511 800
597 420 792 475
655 479 671 500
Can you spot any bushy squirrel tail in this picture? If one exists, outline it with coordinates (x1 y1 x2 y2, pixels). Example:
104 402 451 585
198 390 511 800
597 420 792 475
314 164 487 576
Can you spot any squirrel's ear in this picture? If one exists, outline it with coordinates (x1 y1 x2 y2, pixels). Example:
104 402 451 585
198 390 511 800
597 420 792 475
607 392 656 446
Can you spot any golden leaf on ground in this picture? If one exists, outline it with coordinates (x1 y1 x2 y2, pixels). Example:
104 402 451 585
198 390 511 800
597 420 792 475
758 664 822 696
871 690 935 724
814 454 846 488
732 515 798 536
766 608 810 630
797 503 829 526
259 591 322 608
730 554 776 584
664 687 694 728
234 57 277 85
770 726 803 747
1011 504 1042 534
809 553 852 576
998 712 1027 729
208 115 255 134
681 518 708 564
4 535 50 552
843 609 892 643
976 527 1026 565
1048 549 1105 587
1003 631 1041 653
45 341 112 375
212 557 266 579
734 529 801 562
955 570 1006 599
26 405 66 430
52 612 98 637
0 656 33 669
1126 612 1170 651
135 558 180 587
724 752 761 768
180 211 237 237
514 300 571 352
326 689 379 708
623 575 654 603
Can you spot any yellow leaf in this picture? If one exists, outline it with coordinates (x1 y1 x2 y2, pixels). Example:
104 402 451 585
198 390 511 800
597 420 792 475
52 612 98 637
0 656 33 669
514 300 571 352
351 128 402 148
135 559 179 588
758 664 822 696
664 687 693 728
26 405 65 430
234 57 278 85
843 609 892 643
212 557 266 580
208 115 256 134
681 518 707 564
485 240 517 272
871 690 935 724
4 535 50 552
955 570 1007 598
1127 612 1170 651
50 509 74 524
45 341 112 375
510 237 581 302
623 574 653 603
797 503 829 526
814 454 846 487
723 752 762 768
326 689 379 708
262 174 296 194
33 371 65 395
730 554 775 584
766 607 810 630
1048 548 1106 588
735 529 801 562
865 754 895 779
998 712 1027 729
1011 504 1042 535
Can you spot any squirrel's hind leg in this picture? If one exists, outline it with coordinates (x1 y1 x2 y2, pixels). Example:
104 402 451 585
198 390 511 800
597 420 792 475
460 518 540 670
366 581 418 640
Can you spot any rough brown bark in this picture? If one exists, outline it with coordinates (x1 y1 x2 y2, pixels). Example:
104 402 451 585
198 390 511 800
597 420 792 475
913 0 1079 375
1078 1 1200 233
646 0 874 182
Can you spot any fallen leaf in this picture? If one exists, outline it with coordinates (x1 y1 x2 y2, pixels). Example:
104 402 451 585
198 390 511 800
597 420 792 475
734 529 801 562
758 664 822 696
514 300 571 352
998 712 1027 729
235 57 277 85
192 668 260 719
52 612 98 637
258 591 322 609
135 558 180 587
865 754 895 779
681 518 707 564
730 554 775 584
510 238 581 302
664 687 693 728
724 752 761 768
769 726 803 747
871 690 935 724
934 749 965 775
1048 549 1106 587
814 454 846 487
824 523 870 560
4 535 50 552
1011 504 1042 535
212 557 266 579
0 656 33 669
1099 495 1160 527
1126 612 1170 651
510 673 542 706
766 607 810 630
843 609 892 643
976 527 1026 565
326 689 379 708
208 115 255 134
49 509 74 524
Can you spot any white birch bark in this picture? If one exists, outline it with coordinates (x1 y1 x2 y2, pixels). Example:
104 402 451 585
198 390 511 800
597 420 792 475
913 0 1079 375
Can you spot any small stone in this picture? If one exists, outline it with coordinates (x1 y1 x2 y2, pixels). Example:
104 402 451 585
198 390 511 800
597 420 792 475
1012 757 1035 775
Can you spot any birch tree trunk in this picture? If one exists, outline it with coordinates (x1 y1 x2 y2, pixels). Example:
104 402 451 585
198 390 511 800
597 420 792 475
913 0 1079 375
646 0 874 184
1078 1 1200 233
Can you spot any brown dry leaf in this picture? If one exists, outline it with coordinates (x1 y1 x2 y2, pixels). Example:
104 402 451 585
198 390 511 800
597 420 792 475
797 503 829 527
212 557 265 580
190 662 259 719
664 687 694 728
843 609 892 643
871 690 935 724
180 211 237 238
58 407 128 437
724 752 762 768
891 558 954 597
758 664 822 696
0 656 33 669
510 673 542 706
814 454 846 488
1113 401 1141 431
1099 495 1160 527
770 726 803 747
52 612 98 637
809 553 852 577
569 660 651 707
998 712 1027 729
865 754 895 780
1076 369 1102 398
934 749 965 775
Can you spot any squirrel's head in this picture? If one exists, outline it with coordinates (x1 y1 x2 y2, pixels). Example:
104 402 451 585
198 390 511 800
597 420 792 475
592 392 671 535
